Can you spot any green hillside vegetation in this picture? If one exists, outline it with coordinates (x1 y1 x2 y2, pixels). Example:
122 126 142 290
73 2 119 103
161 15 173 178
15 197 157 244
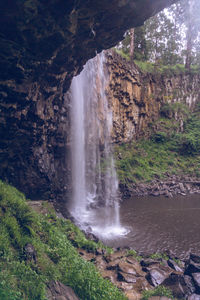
0 180 127 300
114 49 200 76
115 102 200 185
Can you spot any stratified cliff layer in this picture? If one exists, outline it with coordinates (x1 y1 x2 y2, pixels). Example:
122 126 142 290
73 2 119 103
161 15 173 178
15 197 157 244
106 51 200 143
0 0 179 200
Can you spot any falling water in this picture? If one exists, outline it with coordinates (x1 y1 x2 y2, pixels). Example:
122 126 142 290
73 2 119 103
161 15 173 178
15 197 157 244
69 52 127 239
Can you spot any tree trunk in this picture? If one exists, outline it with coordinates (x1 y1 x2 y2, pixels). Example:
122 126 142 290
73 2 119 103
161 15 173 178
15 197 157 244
185 22 192 70
130 28 135 59
185 0 194 70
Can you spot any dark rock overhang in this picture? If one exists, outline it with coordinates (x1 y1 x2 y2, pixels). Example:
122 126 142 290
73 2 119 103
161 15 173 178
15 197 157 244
0 0 179 91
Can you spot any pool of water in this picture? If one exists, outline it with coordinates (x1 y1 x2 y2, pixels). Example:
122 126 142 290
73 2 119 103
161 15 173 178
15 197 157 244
101 194 200 259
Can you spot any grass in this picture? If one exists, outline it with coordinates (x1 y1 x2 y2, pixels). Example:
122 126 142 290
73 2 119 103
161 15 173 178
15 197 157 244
126 249 142 262
134 60 155 73
114 49 130 61
142 285 174 299
0 180 127 300
115 102 200 185
149 253 169 261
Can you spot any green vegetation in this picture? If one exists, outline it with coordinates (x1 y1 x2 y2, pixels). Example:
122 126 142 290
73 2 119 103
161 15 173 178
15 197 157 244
142 285 173 300
114 47 200 75
115 102 200 184
126 249 142 262
114 51 200 75
0 180 127 300
115 0 200 71
114 49 130 61
149 253 169 261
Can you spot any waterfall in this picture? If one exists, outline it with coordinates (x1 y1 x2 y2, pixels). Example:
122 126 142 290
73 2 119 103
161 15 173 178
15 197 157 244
69 52 126 238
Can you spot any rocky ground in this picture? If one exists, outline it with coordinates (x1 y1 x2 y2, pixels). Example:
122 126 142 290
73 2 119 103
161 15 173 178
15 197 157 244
120 174 200 199
76 245 200 300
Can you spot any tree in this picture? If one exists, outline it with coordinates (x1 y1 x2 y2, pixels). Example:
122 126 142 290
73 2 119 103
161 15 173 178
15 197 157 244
129 28 135 59
144 10 182 64
184 0 200 69
170 0 200 69
119 27 147 61
116 0 200 67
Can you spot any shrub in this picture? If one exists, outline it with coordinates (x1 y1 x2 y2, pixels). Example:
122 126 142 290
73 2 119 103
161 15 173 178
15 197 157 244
151 131 168 143
179 134 200 155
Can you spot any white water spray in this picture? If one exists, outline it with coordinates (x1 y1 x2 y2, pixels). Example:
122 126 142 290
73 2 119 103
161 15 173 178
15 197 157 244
69 52 127 239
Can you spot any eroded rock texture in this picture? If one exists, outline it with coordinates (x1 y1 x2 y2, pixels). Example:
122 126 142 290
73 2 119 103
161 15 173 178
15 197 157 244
106 51 200 143
0 0 179 200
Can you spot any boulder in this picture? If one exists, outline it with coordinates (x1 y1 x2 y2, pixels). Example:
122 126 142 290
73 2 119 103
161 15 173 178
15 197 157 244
118 261 144 277
148 297 172 300
125 290 141 300
184 275 196 294
188 294 200 300
191 254 200 264
23 243 37 264
104 250 126 262
167 259 184 273
192 273 200 293
46 281 79 300
146 266 172 286
141 259 160 268
185 261 200 275
163 273 191 298
118 271 137 283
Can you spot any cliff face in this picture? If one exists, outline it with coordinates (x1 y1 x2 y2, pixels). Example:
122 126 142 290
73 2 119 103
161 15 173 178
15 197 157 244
106 52 200 143
0 0 180 201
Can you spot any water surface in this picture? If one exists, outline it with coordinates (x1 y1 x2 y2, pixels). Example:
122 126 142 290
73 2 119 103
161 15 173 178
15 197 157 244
101 194 200 259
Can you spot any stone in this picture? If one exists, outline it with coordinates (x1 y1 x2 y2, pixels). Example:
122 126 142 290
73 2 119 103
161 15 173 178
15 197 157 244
184 275 196 294
167 259 184 273
118 261 144 277
125 290 141 300
192 273 200 292
118 271 137 283
119 282 135 291
105 250 126 262
147 267 172 286
141 259 160 268
185 261 200 275
23 243 37 263
163 273 191 298
106 259 121 270
149 297 172 300
188 294 200 300
191 254 200 264
101 270 117 285
46 281 79 300
179 183 186 193
94 256 107 271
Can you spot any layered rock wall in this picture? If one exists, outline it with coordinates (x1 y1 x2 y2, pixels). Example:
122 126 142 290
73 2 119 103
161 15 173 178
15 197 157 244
0 0 182 200
106 51 200 143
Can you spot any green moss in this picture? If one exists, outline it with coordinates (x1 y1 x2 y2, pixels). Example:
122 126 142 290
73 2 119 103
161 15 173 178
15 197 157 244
0 180 127 300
